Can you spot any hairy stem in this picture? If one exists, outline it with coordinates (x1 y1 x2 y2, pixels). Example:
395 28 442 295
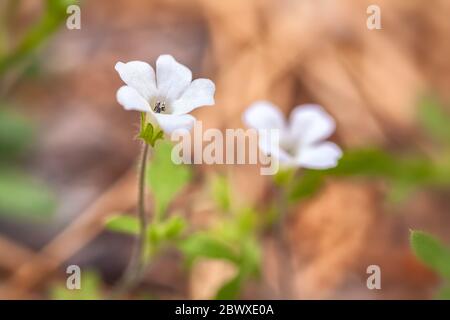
110 141 150 298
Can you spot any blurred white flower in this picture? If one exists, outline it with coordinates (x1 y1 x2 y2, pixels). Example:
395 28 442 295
243 101 342 169
115 55 215 133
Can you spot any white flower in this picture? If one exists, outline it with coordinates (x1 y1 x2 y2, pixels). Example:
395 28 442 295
115 55 215 133
243 101 342 169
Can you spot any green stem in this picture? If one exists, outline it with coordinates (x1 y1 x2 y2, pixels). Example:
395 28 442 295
273 169 301 299
110 141 150 298
274 185 293 299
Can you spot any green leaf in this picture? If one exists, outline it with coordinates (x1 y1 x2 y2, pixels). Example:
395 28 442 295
0 109 34 159
410 230 450 280
327 148 398 178
138 122 154 145
179 233 239 265
50 270 102 300
211 175 231 212
289 148 450 203
273 168 295 187
161 215 187 239
147 141 192 219
105 215 139 235
436 285 450 300
137 117 164 147
215 274 242 300
0 167 55 219
289 149 395 202
289 170 324 202
150 129 164 147
418 95 450 144
148 215 186 244
240 237 261 276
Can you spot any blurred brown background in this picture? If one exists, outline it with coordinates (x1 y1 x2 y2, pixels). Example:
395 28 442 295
0 0 450 299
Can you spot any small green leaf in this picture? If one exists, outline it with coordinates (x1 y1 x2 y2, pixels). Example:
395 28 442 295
418 95 450 145
179 233 239 264
147 141 192 219
410 230 450 280
105 215 139 235
239 237 261 276
138 123 154 145
162 215 187 239
148 215 186 244
215 274 242 300
150 129 164 147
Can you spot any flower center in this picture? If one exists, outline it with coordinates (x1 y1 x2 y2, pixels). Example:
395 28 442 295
153 100 166 114
280 135 299 158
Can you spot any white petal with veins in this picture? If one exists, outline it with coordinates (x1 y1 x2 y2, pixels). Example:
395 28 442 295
172 78 215 115
156 55 192 101
116 86 151 112
115 61 157 101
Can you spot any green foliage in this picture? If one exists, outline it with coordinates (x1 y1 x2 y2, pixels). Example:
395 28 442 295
0 167 55 219
107 158 260 300
50 271 102 300
410 230 450 280
0 108 55 219
0 108 34 159
148 215 187 245
288 170 323 202
211 174 231 212
106 213 186 265
179 208 261 299
418 95 450 145
273 168 295 187
410 230 450 300
106 214 186 244
138 115 164 147
105 215 140 235
147 140 192 219
287 96 450 203
215 274 242 300
179 233 240 265
289 148 450 203
437 286 450 300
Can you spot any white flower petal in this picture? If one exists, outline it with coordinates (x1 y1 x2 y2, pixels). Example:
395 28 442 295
296 142 342 169
171 78 215 115
243 101 286 131
116 86 151 112
156 55 192 101
115 61 157 101
154 113 196 134
289 104 336 146
257 130 296 167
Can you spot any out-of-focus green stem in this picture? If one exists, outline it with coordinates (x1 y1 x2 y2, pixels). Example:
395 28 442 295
0 0 77 76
